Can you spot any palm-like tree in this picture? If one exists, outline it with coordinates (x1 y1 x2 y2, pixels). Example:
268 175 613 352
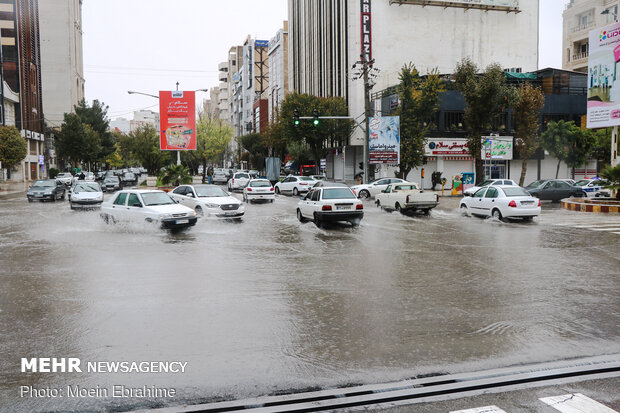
601 164 620 199
158 164 192 187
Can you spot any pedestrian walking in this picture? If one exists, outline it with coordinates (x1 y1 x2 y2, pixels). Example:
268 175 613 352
207 166 214 184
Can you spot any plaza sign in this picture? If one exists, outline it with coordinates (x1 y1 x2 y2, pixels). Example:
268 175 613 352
361 0 372 62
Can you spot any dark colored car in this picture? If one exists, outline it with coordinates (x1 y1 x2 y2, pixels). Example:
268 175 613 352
121 172 138 186
525 179 585 202
102 176 121 192
27 179 66 202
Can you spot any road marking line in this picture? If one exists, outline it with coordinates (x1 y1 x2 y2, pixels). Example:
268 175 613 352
450 406 507 413
539 393 618 412
588 227 620 231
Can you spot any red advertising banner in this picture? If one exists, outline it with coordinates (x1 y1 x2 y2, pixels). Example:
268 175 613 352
159 90 196 150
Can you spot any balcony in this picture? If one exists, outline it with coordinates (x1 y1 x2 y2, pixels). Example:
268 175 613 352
572 51 589 64
218 62 228 72
219 72 228 82
571 21 595 33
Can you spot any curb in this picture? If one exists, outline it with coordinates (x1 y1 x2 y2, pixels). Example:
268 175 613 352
561 198 620 214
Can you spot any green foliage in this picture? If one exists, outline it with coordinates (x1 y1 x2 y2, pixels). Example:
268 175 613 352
396 63 444 178
127 124 171 175
454 58 517 183
158 164 193 187
48 168 60 179
196 116 233 163
589 128 611 164
239 133 267 169
0 126 27 170
55 113 99 167
514 83 545 186
74 100 114 162
541 120 593 178
600 164 620 198
287 141 313 166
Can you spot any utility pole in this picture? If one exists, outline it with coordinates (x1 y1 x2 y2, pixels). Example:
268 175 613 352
353 54 378 184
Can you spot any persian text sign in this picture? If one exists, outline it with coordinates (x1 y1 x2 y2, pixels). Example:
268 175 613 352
159 91 196 151
424 137 513 159
361 0 372 62
587 22 620 128
425 139 470 155
482 136 513 160
369 116 400 164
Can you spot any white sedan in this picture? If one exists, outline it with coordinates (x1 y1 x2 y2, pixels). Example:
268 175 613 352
463 179 517 196
169 184 245 219
100 189 197 229
297 186 364 227
459 185 541 221
351 177 408 199
69 181 103 209
243 179 275 203
274 175 317 196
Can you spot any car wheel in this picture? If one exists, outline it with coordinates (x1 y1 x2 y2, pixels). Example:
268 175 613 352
422 209 430 215
395 202 402 213
523 216 534 222
460 204 469 216
313 212 322 227
359 190 370 199
275 187 280 194
492 208 504 221
293 187 299 196
27 198 33 203
376 200 381 208
195 206 204 217
582 191 588 198
349 218 360 227
70 202 75 210
297 209 307 223
270 199 274 203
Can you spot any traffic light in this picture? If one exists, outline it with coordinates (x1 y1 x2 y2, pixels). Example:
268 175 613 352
293 109 300 126
358 162 364 170
312 109 319 126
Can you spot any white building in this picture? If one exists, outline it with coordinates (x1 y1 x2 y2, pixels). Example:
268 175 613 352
130 110 159 132
109 117 130 134
268 21 289 122
39 0 85 129
289 0 540 180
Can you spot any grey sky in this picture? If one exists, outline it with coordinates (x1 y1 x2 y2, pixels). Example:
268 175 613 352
83 0 570 121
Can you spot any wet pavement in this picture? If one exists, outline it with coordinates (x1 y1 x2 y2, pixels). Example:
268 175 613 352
0 189 618 412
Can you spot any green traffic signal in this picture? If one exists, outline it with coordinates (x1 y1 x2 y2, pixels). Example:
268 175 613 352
312 109 319 126
313 118 319 126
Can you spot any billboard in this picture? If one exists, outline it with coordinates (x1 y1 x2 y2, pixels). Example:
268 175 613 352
424 137 513 159
369 116 399 164
159 91 196 150
587 22 620 128
389 0 519 11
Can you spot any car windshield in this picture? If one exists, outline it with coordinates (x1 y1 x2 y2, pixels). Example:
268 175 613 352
140 192 175 206
501 187 531 197
33 180 55 187
250 181 271 187
322 188 356 199
195 186 228 197
124 173 135 178
299 176 314 181
74 183 100 192
526 180 546 188
574 180 589 187
236 173 249 179
394 185 417 190
104 177 119 183
58 173 71 178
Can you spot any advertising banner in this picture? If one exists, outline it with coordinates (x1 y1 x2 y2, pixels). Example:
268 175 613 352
587 22 620 128
425 139 470 155
481 136 513 160
369 116 400 164
159 91 196 151
425 137 513 159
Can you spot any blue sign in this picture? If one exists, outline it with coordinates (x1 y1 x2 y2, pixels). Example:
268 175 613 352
254 40 269 48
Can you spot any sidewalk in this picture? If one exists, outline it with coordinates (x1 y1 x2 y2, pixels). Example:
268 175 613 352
0 180 30 200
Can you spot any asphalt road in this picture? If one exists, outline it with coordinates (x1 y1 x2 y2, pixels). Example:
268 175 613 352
0 189 618 412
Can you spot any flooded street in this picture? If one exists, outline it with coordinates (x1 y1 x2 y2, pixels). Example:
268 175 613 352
0 191 619 412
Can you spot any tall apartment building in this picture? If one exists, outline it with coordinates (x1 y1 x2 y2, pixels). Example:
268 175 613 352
39 0 84 128
563 0 620 73
0 0 45 181
267 21 289 122
216 61 229 121
288 0 539 180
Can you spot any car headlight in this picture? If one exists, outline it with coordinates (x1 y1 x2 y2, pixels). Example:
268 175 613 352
44 191 54 195
161 213 173 219
204 203 219 208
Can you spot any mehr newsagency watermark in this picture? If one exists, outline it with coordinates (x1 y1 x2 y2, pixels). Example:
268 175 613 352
19 358 186 398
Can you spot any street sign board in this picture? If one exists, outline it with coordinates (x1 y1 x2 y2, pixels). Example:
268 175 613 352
369 116 400 164
587 22 620 128
159 90 196 151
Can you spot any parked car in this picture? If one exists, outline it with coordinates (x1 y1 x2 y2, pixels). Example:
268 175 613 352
69 182 104 209
55 172 73 186
351 177 408 199
573 178 611 198
274 175 317 196
27 179 66 202
525 179 585 202
243 179 275 203
375 182 439 214
212 169 227 184
311 175 327 182
169 184 245 219
297 186 364 227
121 172 138 186
227 172 251 191
102 176 121 192
460 185 541 221
101 189 197 229
463 179 518 196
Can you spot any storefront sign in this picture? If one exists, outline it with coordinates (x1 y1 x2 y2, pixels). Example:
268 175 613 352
587 22 620 128
425 137 513 159
369 116 400 164
425 139 470 155
361 0 372 62
159 91 196 151
482 136 513 160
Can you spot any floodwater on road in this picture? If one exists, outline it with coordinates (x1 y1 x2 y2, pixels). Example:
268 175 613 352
0 191 618 412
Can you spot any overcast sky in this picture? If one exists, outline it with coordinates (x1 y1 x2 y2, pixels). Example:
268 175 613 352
83 0 570 121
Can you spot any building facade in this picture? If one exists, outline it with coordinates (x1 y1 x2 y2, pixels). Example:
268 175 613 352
267 21 289 122
130 109 159 132
288 0 540 180
39 0 84 129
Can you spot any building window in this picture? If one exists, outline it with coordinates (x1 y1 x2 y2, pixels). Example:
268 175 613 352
444 111 465 131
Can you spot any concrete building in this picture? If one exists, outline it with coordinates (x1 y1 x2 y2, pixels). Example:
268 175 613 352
288 0 540 180
130 110 159 132
216 61 229 121
267 21 289 122
39 0 85 129
562 0 620 73
109 117 130 134
0 0 46 182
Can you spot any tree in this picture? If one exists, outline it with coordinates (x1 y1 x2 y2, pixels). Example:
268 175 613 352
194 116 233 182
589 128 611 169
540 120 592 179
158 164 192 187
454 59 517 183
514 83 545 186
128 124 171 175
239 133 267 170
55 113 89 168
0 126 26 179
263 112 288 159
396 63 444 178
600 164 620 199
74 100 114 163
